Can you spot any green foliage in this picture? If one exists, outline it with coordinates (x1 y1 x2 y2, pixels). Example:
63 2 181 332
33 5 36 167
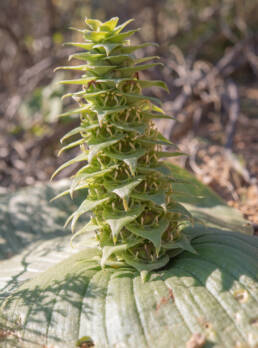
54 17 194 271
19 73 64 132
0 173 256 348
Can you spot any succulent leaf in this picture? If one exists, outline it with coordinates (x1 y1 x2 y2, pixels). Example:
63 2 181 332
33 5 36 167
0 166 256 348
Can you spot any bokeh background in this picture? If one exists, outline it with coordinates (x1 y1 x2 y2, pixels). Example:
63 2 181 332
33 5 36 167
0 0 257 227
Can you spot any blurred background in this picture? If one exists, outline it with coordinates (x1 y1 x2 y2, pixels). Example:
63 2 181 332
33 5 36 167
0 0 257 227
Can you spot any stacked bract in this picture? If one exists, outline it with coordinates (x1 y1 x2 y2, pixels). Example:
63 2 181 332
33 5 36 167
53 17 195 272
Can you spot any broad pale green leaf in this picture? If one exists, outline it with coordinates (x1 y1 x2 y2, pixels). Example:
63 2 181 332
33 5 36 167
137 164 172 177
0 165 256 348
162 234 197 254
103 205 144 240
101 244 128 267
167 201 193 220
127 217 170 251
2 231 257 348
0 181 85 261
169 190 204 205
168 164 253 234
122 252 170 273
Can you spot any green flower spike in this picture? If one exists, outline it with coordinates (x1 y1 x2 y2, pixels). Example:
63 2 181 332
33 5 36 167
53 17 195 273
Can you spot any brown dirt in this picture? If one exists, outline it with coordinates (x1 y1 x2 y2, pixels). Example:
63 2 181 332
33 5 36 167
166 103 258 231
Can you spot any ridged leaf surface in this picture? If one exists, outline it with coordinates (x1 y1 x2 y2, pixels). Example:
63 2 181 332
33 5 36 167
1 233 257 348
0 166 256 348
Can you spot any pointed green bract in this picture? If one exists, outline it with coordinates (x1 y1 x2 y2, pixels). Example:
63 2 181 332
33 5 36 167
88 136 122 163
54 16 193 271
104 205 144 240
104 177 143 202
51 152 88 180
127 216 170 252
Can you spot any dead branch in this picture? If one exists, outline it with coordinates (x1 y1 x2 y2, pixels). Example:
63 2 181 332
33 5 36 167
224 80 240 149
45 0 58 37
245 43 258 77
168 36 258 141
0 22 33 65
